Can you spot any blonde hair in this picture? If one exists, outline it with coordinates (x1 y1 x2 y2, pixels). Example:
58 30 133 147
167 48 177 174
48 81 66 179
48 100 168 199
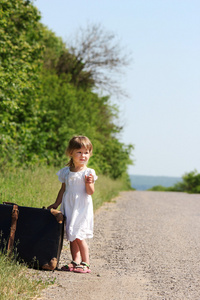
66 136 93 167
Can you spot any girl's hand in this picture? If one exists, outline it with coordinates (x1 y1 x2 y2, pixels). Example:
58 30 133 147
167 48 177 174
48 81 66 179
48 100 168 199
85 174 95 195
85 173 94 184
47 203 58 210
47 183 65 210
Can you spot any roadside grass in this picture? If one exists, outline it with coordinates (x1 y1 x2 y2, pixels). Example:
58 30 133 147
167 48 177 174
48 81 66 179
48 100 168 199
0 166 131 209
0 166 60 208
0 166 131 299
0 252 51 300
93 174 131 210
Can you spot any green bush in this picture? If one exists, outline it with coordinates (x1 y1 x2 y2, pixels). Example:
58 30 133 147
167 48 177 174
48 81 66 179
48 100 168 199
173 170 200 193
148 185 170 192
0 0 133 180
149 170 200 194
0 0 44 167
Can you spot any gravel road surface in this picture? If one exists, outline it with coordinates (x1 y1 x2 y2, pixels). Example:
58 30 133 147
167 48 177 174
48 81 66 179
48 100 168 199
38 191 200 300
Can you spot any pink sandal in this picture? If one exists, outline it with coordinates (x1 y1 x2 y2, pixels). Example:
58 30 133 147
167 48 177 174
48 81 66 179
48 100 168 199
73 262 91 274
61 261 79 272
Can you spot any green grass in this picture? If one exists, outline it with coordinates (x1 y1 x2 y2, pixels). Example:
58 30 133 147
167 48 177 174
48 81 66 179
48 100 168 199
0 166 130 209
0 166 60 208
0 166 131 299
0 167 129 210
0 252 52 300
93 174 131 210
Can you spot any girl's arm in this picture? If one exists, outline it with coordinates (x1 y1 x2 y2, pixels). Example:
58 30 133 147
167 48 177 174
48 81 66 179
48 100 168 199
47 183 66 209
85 174 95 195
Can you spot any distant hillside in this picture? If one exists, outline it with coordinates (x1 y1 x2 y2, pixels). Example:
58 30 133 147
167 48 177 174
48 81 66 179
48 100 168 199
129 175 182 191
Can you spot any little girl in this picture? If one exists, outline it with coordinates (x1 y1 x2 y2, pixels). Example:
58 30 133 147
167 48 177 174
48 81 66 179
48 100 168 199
48 136 97 273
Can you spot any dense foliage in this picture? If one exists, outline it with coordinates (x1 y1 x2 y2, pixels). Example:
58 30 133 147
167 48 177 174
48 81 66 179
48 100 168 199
0 0 44 166
0 0 133 179
149 170 200 194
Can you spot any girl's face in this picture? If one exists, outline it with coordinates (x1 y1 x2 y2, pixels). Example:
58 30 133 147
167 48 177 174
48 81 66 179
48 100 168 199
71 147 90 166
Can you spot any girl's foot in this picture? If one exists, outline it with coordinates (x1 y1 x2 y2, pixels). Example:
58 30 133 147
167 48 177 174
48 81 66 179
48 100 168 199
73 262 91 273
61 261 79 272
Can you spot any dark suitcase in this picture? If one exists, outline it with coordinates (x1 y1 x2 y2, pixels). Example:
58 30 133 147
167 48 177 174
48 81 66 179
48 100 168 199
0 202 64 270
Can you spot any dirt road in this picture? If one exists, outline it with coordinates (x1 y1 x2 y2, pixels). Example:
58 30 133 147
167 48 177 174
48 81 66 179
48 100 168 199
39 191 200 300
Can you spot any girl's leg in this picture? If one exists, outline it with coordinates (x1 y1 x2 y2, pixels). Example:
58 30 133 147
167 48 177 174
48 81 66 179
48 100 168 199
61 240 81 271
70 240 81 264
75 238 90 265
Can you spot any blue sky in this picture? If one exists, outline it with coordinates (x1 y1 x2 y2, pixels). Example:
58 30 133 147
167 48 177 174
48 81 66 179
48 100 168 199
34 0 200 177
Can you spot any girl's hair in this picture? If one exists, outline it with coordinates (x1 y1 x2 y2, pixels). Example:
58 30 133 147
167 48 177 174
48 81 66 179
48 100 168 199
66 136 93 167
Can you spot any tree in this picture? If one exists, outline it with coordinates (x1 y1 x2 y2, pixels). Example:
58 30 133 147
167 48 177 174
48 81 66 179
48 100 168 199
0 0 43 166
0 2 134 178
61 23 132 96
174 170 200 193
149 170 200 194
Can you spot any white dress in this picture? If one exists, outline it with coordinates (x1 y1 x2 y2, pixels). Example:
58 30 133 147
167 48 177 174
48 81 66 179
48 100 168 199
57 167 98 242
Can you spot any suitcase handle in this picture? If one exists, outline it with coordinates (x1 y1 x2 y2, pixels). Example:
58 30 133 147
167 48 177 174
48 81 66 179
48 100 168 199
3 202 18 206
7 204 19 256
